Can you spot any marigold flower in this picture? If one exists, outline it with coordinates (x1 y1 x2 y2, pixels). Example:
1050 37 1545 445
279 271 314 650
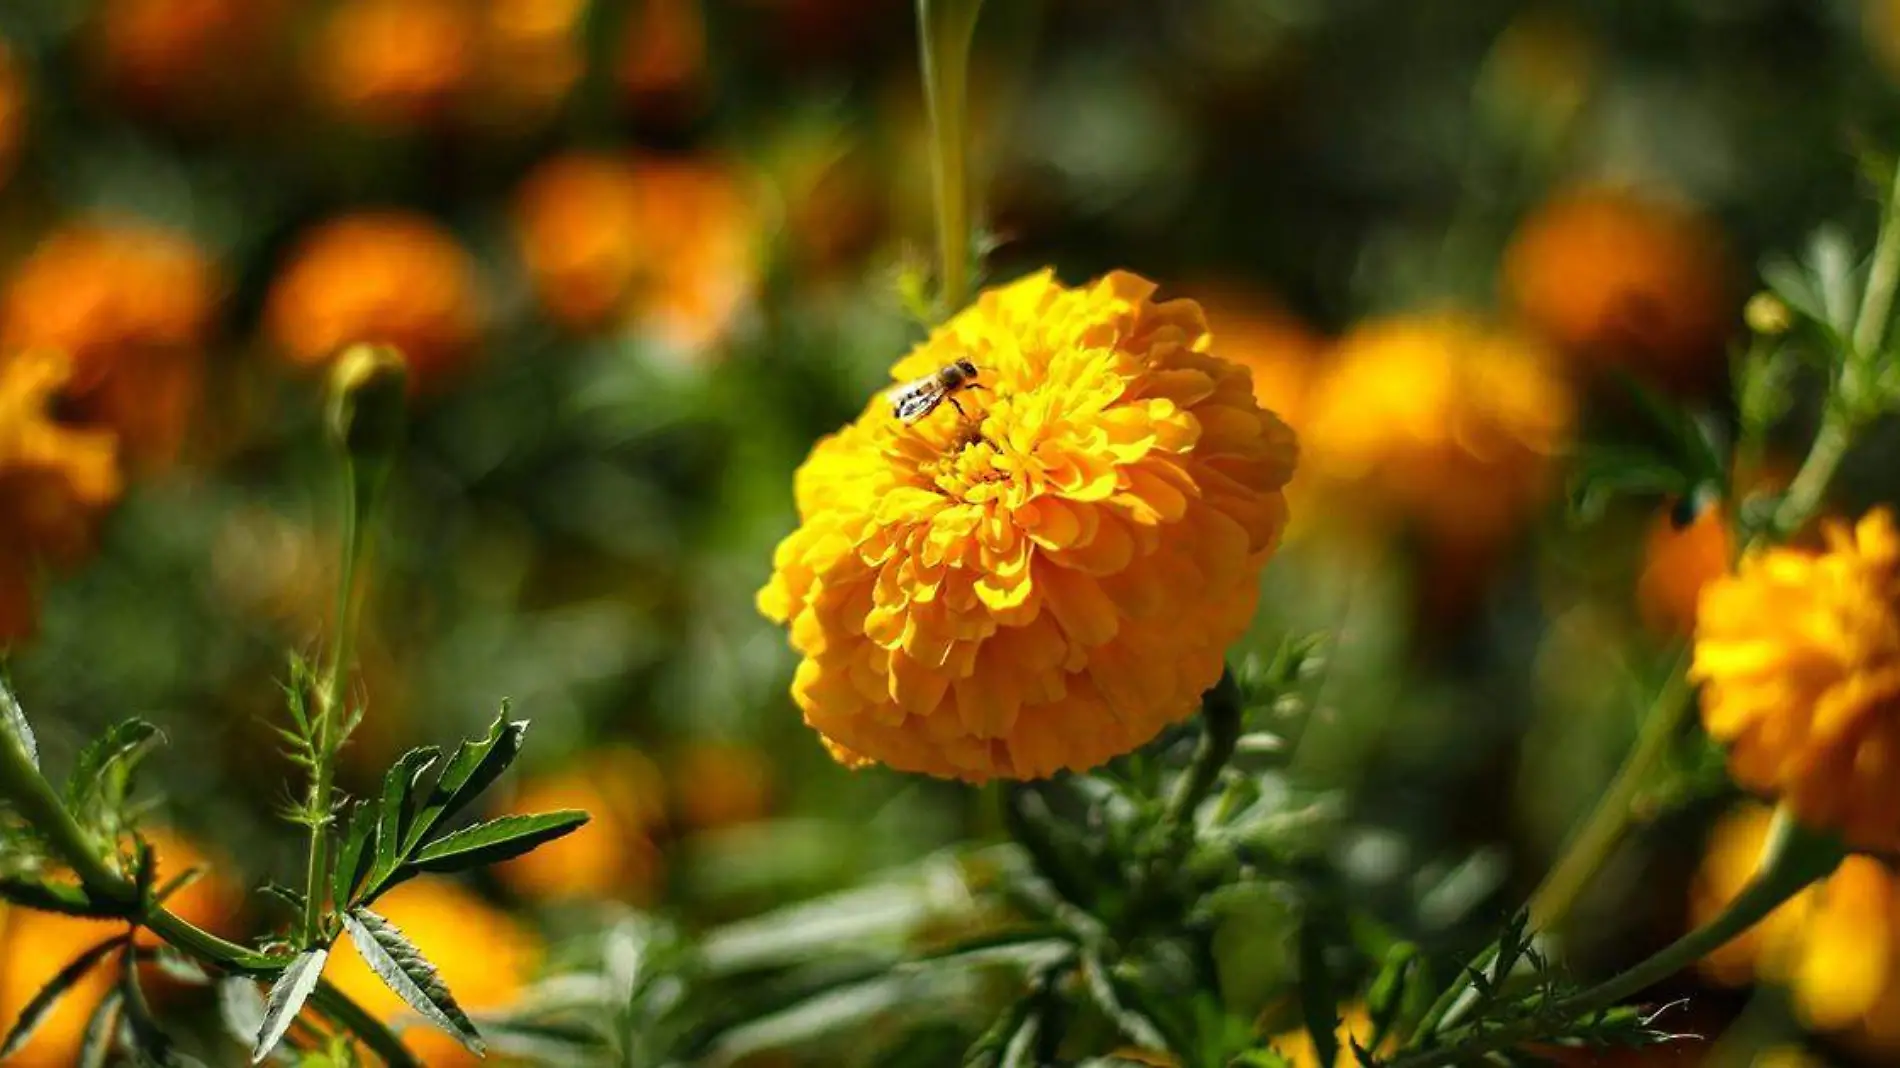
311 0 474 127
1637 499 1733 637
265 210 481 386
1692 509 1900 853
493 748 666 904
91 0 291 114
472 0 586 122
618 0 710 123
757 271 1296 781
513 153 758 354
325 877 540 1067
0 41 23 192
1692 803 1900 1048
1300 312 1571 545
674 741 774 831
1504 186 1731 385
1 221 217 468
0 830 236 1068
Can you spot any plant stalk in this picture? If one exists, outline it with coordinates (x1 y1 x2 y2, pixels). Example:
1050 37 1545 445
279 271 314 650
918 0 984 313
1851 159 1900 361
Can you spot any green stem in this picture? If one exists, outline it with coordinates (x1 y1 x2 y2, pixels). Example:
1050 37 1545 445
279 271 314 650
1399 810 1840 1068
1851 160 1900 361
918 0 984 313
0 723 134 906
1125 669 1242 924
313 980 423 1068
1770 414 1851 537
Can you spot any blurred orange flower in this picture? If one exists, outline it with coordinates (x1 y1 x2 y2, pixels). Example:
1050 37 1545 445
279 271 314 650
619 0 710 122
1692 508 1900 854
1504 186 1732 387
474 0 587 122
1 221 218 468
91 0 291 114
312 0 475 127
1636 499 1732 637
494 748 667 904
0 40 23 192
673 742 774 831
758 271 1296 781
514 152 759 354
1693 803 1900 1050
0 829 238 1068
326 877 541 1067
265 210 482 386
1301 312 1572 545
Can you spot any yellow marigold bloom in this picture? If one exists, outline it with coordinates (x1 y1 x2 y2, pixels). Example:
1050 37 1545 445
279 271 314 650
493 748 667 905
0 830 237 1068
1300 312 1571 545
312 0 474 127
265 210 481 386
0 40 22 193
674 741 774 831
2 221 218 468
1692 803 1900 1048
757 271 1296 782
1504 186 1732 387
326 877 540 1067
1692 509 1900 853
513 153 758 354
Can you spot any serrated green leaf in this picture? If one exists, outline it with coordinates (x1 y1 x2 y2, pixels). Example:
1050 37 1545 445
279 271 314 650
408 810 588 875
0 676 37 769
254 948 328 1064
0 876 116 917
371 748 439 887
404 712 527 854
341 907 485 1055
331 804 375 910
79 989 124 1068
258 883 308 917
0 934 128 1058
66 719 163 813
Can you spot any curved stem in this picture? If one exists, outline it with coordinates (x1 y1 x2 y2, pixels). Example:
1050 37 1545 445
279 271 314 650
918 0 985 313
1770 414 1851 537
1851 159 1900 361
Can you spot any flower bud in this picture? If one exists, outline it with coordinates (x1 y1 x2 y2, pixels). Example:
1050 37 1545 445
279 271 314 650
325 343 408 468
1745 291 1793 336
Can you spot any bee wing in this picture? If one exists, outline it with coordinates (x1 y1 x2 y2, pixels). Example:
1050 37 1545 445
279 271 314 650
886 378 944 422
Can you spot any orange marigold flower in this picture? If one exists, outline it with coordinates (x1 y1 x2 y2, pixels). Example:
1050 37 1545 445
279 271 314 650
91 0 291 114
1637 497 1733 637
757 271 1297 782
0 40 23 192
1692 509 1900 853
1300 312 1572 545
1692 803 1900 1048
325 877 540 1067
513 153 758 354
1504 185 1732 385
311 0 475 127
618 0 710 121
472 0 586 123
673 741 774 831
0 830 237 1068
1 221 217 468
265 210 481 385
493 748 667 905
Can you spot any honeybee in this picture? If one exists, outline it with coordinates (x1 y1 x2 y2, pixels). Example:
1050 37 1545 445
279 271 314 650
887 357 983 424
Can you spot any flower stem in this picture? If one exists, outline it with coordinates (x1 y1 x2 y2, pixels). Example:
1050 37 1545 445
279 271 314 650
917 0 984 313
1770 413 1851 537
1851 158 1900 362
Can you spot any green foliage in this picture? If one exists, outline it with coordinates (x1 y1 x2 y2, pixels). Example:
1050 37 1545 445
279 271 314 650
255 949 329 1064
340 907 486 1055
0 934 128 1059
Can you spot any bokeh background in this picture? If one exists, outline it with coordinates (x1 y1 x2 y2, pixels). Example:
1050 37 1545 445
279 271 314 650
4 1 1900 1065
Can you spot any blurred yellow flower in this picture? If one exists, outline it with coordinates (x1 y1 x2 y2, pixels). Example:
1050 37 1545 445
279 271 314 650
1270 1006 1393 1068
265 210 481 386
1692 509 1900 853
326 877 540 1067
1 220 218 469
0 40 22 192
1300 312 1572 545
0 830 238 1068
1504 186 1732 388
312 0 475 127
757 271 1296 781
493 748 667 904
1692 803 1900 1048
513 152 759 354
673 741 774 831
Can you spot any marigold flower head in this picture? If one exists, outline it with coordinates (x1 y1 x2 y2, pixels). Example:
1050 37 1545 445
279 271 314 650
757 271 1296 782
493 748 666 904
1692 509 1900 853
326 877 540 1066
2 221 217 467
0 40 23 192
0 830 235 1068
1692 803 1900 1047
312 0 475 127
1300 312 1572 545
1637 498 1733 637
91 0 291 114
1504 186 1732 384
513 153 758 354
472 0 586 122
265 210 481 386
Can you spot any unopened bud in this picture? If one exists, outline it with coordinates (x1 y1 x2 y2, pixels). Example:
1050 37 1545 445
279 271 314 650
325 344 408 467
1745 292 1793 337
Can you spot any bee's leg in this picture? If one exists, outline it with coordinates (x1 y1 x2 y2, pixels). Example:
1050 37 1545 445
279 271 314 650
949 396 969 419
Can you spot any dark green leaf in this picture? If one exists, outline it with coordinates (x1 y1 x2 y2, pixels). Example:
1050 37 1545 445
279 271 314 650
331 803 375 910
153 866 205 906
118 957 178 1066
404 712 527 853
370 748 439 888
0 876 116 917
341 907 484 1054
1367 943 1419 1051
66 719 163 812
79 989 124 1068
0 676 37 769
408 810 588 874
1297 916 1339 1068
0 934 128 1058
253 948 328 1064
257 883 307 918
1565 445 1690 523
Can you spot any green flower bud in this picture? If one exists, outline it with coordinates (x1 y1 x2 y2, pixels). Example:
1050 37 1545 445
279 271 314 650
325 344 408 468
